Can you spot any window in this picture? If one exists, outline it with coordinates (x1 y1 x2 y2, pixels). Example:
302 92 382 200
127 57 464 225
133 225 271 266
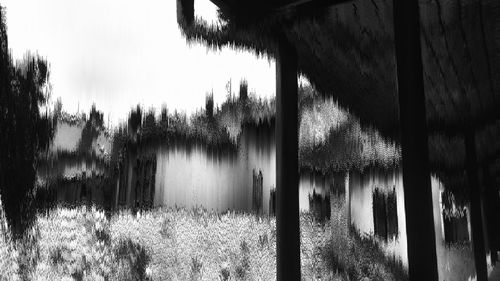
373 187 398 241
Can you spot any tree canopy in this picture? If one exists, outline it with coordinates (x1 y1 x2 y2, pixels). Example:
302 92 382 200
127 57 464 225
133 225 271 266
0 6 54 237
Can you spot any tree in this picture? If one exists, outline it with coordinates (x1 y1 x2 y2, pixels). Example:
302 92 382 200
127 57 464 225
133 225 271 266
160 107 168 123
88 103 104 128
142 109 157 139
0 6 54 237
54 97 63 119
78 104 104 154
239 79 248 102
128 105 143 135
205 92 214 120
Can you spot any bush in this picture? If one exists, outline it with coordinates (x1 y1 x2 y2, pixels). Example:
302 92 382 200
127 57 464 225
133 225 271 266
16 226 41 280
317 197 408 281
0 204 411 280
190 256 203 280
113 238 151 281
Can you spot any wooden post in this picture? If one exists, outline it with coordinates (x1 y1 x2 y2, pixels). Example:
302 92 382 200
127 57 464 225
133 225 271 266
276 38 300 280
393 0 439 280
465 131 488 281
483 164 499 264
115 166 120 209
345 172 350 231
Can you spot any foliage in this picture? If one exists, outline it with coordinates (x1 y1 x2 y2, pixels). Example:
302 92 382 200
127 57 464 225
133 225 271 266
0 196 19 280
0 196 413 281
128 105 142 136
0 6 54 236
110 125 128 169
109 83 400 175
239 79 248 102
299 94 400 173
0 205 153 280
113 83 275 153
205 92 214 120
300 121 398 172
77 104 105 154
314 196 408 281
113 238 151 281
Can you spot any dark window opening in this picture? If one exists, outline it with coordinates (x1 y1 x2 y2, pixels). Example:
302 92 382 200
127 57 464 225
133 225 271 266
443 211 469 244
441 191 469 244
372 187 398 241
308 190 331 222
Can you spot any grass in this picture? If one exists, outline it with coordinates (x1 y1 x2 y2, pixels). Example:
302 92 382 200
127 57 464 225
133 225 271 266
0 199 407 280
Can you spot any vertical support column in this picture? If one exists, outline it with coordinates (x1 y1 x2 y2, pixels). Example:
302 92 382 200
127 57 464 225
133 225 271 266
150 157 157 208
276 38 300 281
126 151 133 206
482 164 499 264
465 131 488 281
345 172 350 231
115 166 120 209
393 0 438 280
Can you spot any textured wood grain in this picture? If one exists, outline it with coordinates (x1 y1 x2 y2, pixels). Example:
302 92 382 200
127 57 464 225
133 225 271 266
177 0 500 182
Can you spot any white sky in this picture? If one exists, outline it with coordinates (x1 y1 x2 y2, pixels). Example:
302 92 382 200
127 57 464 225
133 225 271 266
2 0 276 126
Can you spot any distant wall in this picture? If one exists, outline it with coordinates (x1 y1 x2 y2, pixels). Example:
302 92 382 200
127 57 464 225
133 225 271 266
349 169 474 280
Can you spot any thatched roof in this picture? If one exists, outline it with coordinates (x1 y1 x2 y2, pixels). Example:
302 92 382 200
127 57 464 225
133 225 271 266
177 0 500 189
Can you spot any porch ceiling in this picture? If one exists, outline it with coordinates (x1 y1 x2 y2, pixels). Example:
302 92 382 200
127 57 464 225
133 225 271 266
177 0 500 186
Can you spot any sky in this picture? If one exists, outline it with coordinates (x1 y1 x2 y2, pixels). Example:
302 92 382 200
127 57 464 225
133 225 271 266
2 0 276 126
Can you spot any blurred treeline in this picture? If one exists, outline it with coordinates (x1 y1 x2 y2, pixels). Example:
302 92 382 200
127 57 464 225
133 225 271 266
110 80 275 159
109 79 400 175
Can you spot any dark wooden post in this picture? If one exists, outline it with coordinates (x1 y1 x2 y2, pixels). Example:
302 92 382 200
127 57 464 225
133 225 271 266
465 131 488 281
115 165 120 209
483 164 499 264
276 38 301 280
393 0 439 280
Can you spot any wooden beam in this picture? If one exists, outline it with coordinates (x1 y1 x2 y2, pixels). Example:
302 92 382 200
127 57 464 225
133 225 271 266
177 0 194 26
465 131 488 281
392 0 439 280
276 36 300 281
274 0 351 19
207 0 350 23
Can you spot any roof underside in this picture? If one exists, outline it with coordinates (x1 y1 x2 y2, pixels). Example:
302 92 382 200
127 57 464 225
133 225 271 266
177 0 500 189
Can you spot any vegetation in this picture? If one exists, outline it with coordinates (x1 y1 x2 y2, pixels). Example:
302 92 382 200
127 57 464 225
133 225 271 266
77 104 105 154
0 6 54 237
299 115 400 173
108 81 276 169
109 82 399 177
0 195 407 281
317 196 408 281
